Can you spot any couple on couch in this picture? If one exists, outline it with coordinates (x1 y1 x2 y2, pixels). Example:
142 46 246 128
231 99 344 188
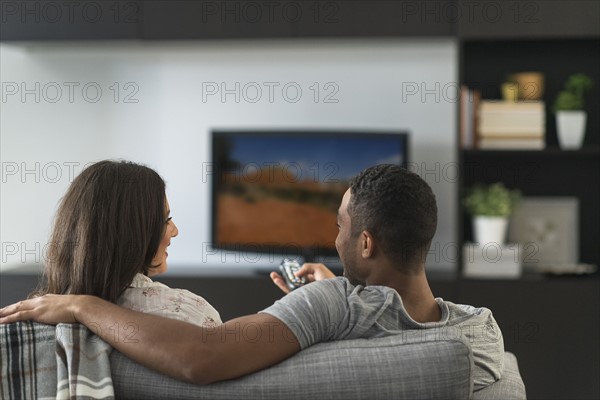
0 160 504 391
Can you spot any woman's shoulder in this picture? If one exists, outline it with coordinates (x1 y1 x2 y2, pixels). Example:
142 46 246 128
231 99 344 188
118 275 223 326
129 273 169 289
122 274 212 306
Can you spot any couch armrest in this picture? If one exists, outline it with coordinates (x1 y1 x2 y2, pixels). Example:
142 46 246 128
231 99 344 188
472 352 526 400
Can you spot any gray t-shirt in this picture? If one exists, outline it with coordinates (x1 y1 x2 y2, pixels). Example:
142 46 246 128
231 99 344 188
261 277 504 390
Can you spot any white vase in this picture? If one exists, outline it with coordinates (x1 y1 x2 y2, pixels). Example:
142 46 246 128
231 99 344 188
473 216 508 246
556 111 587 149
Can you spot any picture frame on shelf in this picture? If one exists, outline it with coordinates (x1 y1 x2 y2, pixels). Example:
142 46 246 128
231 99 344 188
508 197 579 268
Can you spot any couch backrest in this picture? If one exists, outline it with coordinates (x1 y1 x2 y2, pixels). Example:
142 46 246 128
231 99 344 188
110 329 475 399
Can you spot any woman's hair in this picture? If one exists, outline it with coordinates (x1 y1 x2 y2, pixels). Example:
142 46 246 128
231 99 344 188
33 160 167 303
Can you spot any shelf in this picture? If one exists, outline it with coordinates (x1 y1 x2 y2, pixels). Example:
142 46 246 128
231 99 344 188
462 146 600 157
458 36 600 274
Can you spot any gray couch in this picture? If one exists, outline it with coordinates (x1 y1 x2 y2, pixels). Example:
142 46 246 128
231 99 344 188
112 328 526 399
1 321 526 399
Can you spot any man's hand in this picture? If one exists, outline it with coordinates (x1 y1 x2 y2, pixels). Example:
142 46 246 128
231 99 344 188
270 263 336 294
0 294 85 325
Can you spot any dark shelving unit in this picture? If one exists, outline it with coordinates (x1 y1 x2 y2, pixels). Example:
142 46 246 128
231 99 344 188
457 8 600 398
458 36 600 268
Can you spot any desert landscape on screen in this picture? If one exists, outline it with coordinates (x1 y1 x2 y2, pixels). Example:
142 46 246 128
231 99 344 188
216 166 346 248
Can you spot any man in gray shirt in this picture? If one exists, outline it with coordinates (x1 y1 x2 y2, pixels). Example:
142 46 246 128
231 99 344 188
0 164 503 390
266 271 503 390
267 164 503 390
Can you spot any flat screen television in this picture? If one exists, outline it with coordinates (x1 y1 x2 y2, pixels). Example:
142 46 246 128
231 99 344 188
211 130 409 260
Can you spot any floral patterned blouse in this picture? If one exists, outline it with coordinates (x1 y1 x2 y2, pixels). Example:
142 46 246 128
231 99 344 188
117 274 222 328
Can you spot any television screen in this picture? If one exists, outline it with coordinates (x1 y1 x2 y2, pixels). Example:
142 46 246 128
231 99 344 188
211 130 409 258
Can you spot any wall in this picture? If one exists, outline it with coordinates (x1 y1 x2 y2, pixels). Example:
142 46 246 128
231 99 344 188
0 38 457 274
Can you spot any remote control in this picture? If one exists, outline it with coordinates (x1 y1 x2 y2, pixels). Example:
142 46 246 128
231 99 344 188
279 258 307 291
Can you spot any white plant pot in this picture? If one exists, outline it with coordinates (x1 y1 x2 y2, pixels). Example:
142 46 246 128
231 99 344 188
556 111 587 149
473 216 508 246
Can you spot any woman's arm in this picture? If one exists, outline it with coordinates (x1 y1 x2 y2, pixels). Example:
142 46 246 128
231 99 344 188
0 295 300 384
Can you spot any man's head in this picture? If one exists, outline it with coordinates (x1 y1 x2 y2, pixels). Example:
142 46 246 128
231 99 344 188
335 164 437 284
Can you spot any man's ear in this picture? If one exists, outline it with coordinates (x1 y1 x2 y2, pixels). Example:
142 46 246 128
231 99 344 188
361 231 375 258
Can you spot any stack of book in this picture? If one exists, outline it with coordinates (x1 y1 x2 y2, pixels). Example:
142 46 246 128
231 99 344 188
476 101 545 149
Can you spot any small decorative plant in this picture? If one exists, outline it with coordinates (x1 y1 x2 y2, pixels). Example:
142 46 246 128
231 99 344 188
553 73 594 112
464 183 521 217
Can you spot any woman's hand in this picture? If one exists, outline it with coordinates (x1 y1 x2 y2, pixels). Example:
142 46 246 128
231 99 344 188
0 294 86 325
270 263 337 294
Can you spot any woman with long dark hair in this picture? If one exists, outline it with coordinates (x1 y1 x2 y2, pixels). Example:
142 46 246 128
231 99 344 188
33 160 220 327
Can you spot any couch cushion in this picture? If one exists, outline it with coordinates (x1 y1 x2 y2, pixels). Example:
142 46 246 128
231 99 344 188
111 331 474 399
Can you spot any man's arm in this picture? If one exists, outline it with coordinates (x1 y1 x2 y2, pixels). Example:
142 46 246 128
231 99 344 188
0 294 300 384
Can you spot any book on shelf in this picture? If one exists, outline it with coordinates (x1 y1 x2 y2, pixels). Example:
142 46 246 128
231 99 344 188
479 100 544 113
460 85 471 148
479 127 544 136
459 85 481 149
478 137 545 150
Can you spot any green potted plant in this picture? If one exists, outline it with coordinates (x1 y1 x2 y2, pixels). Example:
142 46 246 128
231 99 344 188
553 73 594 149
464 183 521 246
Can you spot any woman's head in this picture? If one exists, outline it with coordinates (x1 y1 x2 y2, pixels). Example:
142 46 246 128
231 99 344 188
41 160 177 302
149 197 178 276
